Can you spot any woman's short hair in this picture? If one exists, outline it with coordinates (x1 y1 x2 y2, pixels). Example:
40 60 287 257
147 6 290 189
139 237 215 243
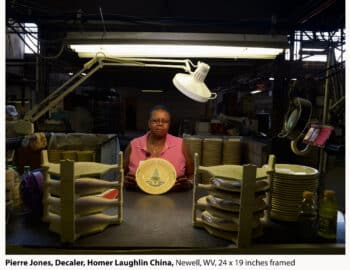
149 104 171 119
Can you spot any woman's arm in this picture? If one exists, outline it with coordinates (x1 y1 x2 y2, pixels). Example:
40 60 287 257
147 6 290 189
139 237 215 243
123 144 131 174
123 144 139 190
182 141 194 180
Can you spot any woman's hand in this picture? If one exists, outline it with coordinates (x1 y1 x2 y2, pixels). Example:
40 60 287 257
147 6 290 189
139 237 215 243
124 174 193 192
124 173 138 190
172 176 193 191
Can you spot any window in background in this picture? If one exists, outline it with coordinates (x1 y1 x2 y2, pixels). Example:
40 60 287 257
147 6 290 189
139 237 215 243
24 23 38 54
285 29 345 62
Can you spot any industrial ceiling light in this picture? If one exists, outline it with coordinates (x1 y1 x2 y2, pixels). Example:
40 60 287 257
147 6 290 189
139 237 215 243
67 32 287 59
173 62 216 102
89 55 215 103
69 44 284 59
58 55 215 111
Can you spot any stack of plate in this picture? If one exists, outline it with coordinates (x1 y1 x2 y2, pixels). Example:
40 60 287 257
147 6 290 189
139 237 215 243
202 138 223 166
201 138 223 183
222 138 241 165
183 136 202 161
270 164 319 222
195 171 270 243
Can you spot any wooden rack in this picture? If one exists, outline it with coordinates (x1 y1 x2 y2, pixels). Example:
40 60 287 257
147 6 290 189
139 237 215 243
41 150 124 242
192 153 275 247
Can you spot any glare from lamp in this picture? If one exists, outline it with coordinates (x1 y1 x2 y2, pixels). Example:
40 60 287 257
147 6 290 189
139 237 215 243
173 62 216 103
250 90 262 95
70 44 284 59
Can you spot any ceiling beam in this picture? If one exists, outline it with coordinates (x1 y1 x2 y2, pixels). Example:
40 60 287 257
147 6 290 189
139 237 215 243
66 32 288 49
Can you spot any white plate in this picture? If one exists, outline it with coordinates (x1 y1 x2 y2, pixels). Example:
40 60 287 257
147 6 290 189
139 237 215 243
198 164 269 181
274 164 319 177
212 177 269 192
135 158 176 195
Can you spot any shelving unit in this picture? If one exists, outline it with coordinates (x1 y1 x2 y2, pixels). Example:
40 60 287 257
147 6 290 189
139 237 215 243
192 153 275 247
41 150 124 242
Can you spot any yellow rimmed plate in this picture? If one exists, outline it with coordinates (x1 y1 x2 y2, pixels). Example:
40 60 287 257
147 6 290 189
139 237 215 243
135 158 176 195
274 164 319 177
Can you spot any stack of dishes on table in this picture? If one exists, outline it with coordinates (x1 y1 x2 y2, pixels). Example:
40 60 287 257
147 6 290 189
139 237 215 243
201 138 223 183
194 164 271 244
202 138 223 166
183 136 202 162
222 138 241 165
270 164 319 222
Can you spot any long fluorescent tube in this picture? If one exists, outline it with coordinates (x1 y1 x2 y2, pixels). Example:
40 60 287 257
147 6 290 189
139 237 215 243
70 44 283 59
141 89 164 93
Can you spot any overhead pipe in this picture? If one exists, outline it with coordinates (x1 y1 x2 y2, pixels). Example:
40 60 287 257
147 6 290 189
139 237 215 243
298 0 337 24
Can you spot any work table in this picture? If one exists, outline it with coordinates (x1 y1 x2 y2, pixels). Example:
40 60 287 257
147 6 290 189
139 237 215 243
6 189 345 254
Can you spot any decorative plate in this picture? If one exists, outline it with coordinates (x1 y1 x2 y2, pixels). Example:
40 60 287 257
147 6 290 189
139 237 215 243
135 158 176 195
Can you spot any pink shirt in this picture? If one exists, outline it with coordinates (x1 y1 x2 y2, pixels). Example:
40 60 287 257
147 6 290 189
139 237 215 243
128 132 186 177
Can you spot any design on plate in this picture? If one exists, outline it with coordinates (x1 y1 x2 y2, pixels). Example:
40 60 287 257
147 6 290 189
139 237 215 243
144 168 168 187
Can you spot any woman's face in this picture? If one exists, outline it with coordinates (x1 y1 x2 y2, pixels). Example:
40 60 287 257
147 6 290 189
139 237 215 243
148 109 170 137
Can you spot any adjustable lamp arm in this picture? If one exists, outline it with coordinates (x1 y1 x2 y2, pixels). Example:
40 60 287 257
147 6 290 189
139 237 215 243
16 55 212 135
24 55 195 123
25 57 103 123
101 57 194 72
12 53 216 135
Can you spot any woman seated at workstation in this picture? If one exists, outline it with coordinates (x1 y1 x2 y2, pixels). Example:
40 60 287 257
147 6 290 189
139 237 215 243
123 105 194 191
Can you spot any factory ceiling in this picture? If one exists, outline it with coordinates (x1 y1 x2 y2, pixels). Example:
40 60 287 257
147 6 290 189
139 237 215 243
7 0 344 35
5 0 345 91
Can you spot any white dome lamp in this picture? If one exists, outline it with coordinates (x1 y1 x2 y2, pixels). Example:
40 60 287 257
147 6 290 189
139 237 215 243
172 62 217 103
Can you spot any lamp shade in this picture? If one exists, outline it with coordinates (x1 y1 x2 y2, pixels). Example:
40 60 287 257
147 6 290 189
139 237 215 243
173 62 216 103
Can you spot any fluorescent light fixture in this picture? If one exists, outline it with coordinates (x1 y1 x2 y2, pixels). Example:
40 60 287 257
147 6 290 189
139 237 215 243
269 77 275 81
141 89 164 93
70 44 284 59
250 90 262 95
